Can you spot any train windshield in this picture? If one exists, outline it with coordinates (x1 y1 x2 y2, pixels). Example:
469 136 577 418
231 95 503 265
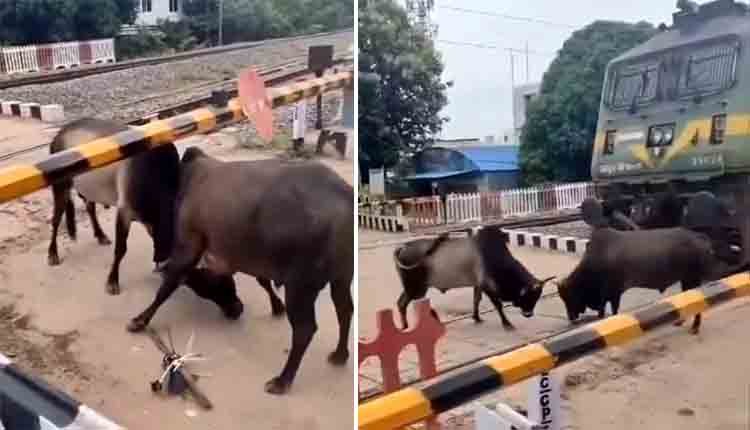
678 42 738 98
608 62 660 109
605 38 740 110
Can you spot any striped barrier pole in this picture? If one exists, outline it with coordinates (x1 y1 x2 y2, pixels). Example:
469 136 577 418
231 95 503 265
0 70 352 204
358 272 750 430
0 353 121 429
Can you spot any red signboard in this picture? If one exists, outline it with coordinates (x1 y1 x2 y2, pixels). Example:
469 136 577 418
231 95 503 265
238 68 274 143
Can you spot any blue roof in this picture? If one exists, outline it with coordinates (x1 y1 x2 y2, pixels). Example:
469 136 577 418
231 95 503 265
401 170 477 180
400 145 519 181
455 146 519 172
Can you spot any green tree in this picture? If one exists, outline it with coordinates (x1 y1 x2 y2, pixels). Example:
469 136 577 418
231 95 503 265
520 20 656 184
358 0 448 169
0 0 137 45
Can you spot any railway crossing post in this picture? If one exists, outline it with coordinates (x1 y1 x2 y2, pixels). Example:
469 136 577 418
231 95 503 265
473 372 561 430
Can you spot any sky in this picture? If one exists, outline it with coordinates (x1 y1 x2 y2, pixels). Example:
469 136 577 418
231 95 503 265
432 0 682 139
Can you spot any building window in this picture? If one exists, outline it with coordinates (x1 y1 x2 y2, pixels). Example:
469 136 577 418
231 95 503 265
141 0 152 12
170 0 179 12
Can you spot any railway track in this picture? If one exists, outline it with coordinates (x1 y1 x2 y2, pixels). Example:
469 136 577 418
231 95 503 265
0 29 352 90
0 56 353 164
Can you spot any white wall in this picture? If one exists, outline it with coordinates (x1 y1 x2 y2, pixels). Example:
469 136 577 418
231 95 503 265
136 0 182 25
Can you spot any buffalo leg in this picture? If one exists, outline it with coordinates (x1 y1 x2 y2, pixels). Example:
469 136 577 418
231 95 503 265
609 293 621 315
473 287 484 323
105 211 131 295
396 290 433 330
48 184 69 266
64 195 76 241
127 236 203 332
486 293 514 330
256 277 285 316
328 274 353 365
85 201 110 245
265 283 322 395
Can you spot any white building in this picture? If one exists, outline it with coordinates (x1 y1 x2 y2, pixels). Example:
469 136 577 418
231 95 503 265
502 82 541 147
135 0 183 25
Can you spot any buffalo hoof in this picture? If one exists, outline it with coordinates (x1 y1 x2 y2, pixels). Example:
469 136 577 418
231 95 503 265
106 282 121 296
222 301 244 320
689 326 700 335
473 315 484 324
48 254 61 266
502 323 516 331
328 349 349 366
264 377 291 395
97 235 111 246
674 319 685 327
126 318 148 333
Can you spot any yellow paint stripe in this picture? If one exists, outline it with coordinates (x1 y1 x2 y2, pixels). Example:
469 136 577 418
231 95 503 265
663 289 708 320
74 137 123 169
722 272 750 296
227 99 244 122
189 108 218 134
0 165 47 203
358 388 433 430
725 114 750 137
629 144 655 169
139 120 176 146
592 314 643 346
483 343 555 385
662 118 711 164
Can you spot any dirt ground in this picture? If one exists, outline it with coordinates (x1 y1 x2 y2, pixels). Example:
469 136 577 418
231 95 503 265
358 228 750 429
0 117 354 429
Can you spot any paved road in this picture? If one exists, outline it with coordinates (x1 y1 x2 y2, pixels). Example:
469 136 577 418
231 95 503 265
358 228 750 429
0 123 354 430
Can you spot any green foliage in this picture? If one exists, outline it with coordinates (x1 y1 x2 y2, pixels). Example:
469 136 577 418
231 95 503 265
181 0 353 46
520 20 656 185
358 0 449 169
115 30 167 60
0 0 137 45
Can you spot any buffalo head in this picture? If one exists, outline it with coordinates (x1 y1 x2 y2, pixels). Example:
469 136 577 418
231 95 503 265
514 276 555 318
556 278 585 322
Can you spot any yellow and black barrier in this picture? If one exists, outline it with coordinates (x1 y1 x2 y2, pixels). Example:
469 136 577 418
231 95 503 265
358 272 750 430
0 70 353 204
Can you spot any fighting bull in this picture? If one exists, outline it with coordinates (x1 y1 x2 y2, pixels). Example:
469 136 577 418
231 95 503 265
393 226 555 330
126 147 354 395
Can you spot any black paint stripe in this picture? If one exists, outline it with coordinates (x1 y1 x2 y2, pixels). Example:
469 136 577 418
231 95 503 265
36 148 93 186
166 114 199 137
632 301 680 331
111 128 151 159
566 239 575 253
30 105 41 119
542 327 606 365
532 235 541 247
214 109 236 124
0 364 80 427
10 103 20 116
422 365 502 413
702 280 737 306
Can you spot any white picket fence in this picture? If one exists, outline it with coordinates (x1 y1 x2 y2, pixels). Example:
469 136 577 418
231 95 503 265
0 38 115 75
438 182 595 226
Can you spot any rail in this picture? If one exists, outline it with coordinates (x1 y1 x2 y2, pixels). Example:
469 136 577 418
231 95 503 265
358 272 750 430
0 70 352 204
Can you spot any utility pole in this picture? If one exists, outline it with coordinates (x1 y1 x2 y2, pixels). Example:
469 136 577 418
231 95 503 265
218 0 224 46
525 41 530 82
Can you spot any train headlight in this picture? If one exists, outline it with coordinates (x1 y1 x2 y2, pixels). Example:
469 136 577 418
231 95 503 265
663 128 674 144
651 129 664 145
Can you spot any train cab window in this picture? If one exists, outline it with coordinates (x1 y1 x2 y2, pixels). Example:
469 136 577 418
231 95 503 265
608 62 659 110
711 114 727 145
679 41 738 98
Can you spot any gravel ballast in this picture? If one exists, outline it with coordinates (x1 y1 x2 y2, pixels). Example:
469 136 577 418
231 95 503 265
0 31 353 123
